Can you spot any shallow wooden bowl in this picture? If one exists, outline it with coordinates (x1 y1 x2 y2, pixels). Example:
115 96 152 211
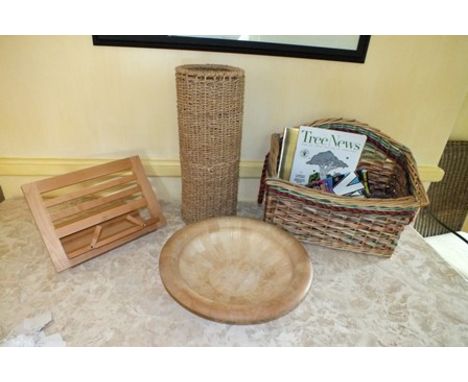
159 217 312 324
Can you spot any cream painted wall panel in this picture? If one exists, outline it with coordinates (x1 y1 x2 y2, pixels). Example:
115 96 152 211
1 35 468 201
1 36 468 161
0 37 179 158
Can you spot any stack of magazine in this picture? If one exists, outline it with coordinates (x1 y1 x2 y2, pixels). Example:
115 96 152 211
278 126 371 198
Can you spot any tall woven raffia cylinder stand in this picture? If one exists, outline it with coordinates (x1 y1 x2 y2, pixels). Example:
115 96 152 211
175 64 245 224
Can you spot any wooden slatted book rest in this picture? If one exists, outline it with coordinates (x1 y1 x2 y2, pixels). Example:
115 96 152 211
21 156 166 272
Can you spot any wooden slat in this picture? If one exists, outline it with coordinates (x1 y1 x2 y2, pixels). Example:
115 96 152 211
21 182 71 272
44 174 136 207
35 157 133 193
60 212 140 252
126 214 145 227
66 217 159 258
130 156 166 226
55 197 147 238
66 226 141 258
94 225 142 248
90 225 103 248
66 219 165 265
49 184 141 221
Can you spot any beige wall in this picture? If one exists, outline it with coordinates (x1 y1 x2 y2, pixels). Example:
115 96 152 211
1 35 468 200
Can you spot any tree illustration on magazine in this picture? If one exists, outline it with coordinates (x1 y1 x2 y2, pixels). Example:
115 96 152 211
306 150 348 179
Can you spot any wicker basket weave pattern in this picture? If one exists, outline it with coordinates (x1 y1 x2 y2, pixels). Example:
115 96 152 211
258 118 429 257
176 64 245 223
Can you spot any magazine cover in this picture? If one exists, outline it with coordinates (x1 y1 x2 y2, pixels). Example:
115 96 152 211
289 126 367 185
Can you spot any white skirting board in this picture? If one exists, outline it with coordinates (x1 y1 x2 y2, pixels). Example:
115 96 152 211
425 232 468 281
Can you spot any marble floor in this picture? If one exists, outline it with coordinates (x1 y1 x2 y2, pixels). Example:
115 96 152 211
1 198 467 346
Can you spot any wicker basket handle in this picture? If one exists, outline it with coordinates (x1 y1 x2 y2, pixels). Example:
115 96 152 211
309 118 411 157
308 118 429 207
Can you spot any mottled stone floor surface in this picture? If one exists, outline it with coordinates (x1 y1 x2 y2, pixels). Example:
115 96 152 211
1 198 467 346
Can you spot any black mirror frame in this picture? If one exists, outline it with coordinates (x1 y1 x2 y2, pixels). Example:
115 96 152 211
92 35 371 64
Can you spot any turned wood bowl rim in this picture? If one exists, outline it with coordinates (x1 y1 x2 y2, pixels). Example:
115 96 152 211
159 216 313 325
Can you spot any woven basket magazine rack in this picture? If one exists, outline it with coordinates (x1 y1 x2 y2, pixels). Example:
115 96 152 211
258 118 429 257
